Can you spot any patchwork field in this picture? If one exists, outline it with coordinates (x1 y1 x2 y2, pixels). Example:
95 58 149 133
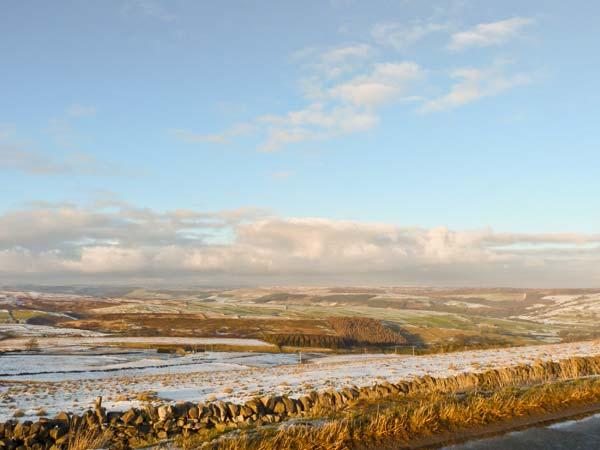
3 286 600 349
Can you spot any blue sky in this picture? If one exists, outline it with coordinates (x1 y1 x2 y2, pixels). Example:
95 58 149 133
1 1 600 286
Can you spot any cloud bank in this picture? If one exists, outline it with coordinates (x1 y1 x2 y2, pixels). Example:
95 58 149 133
1 203 599 287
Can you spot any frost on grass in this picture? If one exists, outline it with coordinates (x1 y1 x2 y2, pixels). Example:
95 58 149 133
2 340 600 422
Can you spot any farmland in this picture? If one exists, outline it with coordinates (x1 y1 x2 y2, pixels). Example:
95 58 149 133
2 286 600 448
4 286 600 349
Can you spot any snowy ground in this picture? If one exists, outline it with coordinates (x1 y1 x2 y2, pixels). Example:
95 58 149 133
0 350 297 381
516 293 600 325
0 335 274 351
0 324 105 338
2 340 600 422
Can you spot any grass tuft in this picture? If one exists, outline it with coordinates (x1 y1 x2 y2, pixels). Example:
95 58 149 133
67 427 113 450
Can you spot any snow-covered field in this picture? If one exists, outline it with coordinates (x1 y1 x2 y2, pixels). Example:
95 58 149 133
516 293 600 325
0 324 105 338
2 340 600 422
0 335 274 351
0 350 296 381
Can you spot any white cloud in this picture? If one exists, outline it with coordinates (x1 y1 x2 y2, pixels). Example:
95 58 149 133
253 61 422 151
257 104 378 152
174 44 420 152
419 63 531 113
174 17 534 151
293 44 373 80
372 21 447 50
448 17 535 51
2 202 600 286
319 44 372 65
329 62 424 108
63 246 149 273
0 202 266 251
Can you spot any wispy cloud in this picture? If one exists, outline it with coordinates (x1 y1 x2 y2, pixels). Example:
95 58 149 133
0 116 119 176
329 62 424 108
293 44 373 79
257 104 379 152
372 21 447 50
174 44 405 152
255 59 424 151
419 62 532 113
448 17 535 51
174 15 536 151
0 143 119 176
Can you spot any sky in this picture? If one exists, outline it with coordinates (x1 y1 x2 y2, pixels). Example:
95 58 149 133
1 0 600 287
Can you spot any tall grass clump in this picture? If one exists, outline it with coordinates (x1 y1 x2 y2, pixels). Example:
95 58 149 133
67 427 113 450
198 378 600 450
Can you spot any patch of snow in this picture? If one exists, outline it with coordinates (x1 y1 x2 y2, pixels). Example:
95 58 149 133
445 301 489 309
0 324 105 338
0 336 274 351
2 341 600 422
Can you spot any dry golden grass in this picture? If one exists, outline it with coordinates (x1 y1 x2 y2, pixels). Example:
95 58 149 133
173 355 600 449
195 379 600 450
62 315 338 340
34 354 600 450
136 390 160 402
66 427 112 450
